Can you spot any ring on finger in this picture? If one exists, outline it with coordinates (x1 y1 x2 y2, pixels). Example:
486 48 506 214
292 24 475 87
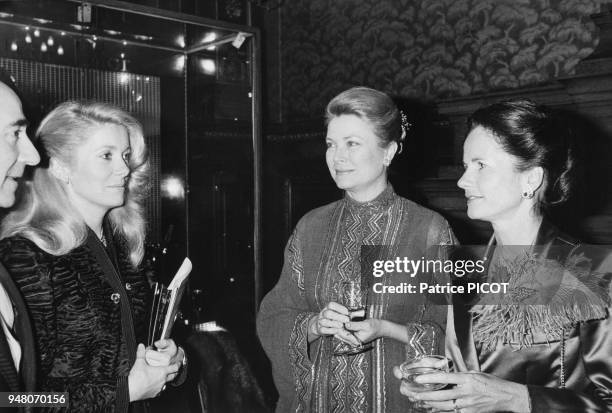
453 398 459 413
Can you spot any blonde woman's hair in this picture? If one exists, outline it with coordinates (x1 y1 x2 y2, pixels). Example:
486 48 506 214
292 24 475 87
1 101 149 266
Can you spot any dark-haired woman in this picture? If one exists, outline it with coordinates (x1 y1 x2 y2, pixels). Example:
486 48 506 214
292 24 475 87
397 99 612 412
257 87 455 412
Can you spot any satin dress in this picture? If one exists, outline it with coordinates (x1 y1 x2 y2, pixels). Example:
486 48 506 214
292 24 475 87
449 221 612 412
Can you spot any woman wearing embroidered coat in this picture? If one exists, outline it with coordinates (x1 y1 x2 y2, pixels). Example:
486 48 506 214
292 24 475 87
257 87 454 412
398 99 612 412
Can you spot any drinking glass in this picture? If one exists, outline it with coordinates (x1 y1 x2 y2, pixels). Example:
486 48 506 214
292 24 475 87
333 280 373 356
401 321 449 412
399 355 450 391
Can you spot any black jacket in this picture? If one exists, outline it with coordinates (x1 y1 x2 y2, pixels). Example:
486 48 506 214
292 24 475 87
0 262 36 413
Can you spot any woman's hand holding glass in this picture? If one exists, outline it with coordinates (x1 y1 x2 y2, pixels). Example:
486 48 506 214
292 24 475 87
393 356 450 412
398 356 450 392
308 302 361 346
392 321 451 412
333 280 375 355
395 370 530 413
344 316 384 343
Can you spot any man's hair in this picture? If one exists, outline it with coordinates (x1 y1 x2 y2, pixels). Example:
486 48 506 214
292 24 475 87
0 67 21 97
0 67 37 125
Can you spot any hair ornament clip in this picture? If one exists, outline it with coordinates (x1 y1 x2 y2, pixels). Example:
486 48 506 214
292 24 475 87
400 110 412 142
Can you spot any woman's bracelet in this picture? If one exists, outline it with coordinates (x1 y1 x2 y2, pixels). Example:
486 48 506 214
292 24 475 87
179 346 187 368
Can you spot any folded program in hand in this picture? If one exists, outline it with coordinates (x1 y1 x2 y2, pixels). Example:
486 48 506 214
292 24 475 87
148 257 193 346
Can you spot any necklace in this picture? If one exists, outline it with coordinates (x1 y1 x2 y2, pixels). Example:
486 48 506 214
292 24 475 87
99 232 107 247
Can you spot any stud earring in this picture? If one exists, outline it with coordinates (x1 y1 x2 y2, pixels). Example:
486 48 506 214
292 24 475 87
522 190 535 199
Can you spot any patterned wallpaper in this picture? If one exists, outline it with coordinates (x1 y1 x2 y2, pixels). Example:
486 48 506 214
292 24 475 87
281 0 609 120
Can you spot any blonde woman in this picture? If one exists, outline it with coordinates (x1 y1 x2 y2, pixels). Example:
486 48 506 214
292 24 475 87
258 87 454 412
0 102 185 412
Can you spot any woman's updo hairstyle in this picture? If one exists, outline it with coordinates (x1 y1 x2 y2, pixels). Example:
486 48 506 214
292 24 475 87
325 86 408 154
468 99 577 213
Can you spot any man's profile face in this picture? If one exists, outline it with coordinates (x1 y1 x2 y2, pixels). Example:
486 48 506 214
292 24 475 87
0 82 40 208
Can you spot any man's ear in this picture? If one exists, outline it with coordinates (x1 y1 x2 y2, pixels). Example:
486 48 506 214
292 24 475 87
49 158 70 184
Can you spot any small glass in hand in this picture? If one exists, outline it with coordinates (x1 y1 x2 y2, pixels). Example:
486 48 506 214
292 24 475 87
401 321 448 412
399 355 450 412
333 280 373 356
